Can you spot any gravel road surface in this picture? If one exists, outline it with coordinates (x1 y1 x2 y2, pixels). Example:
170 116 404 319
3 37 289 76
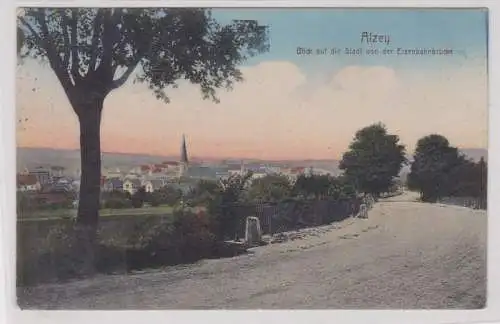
18 192 486 309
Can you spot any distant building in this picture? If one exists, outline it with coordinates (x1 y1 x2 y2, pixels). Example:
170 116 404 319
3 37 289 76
124 172 141 179
17 174 41 192
162 161 180 168
102 178 124 192
36 189 73 206
50 166 65 177
284 166 306 182
151 164 167 173
28 167 51 186
104 168 122 179
142 179 167 193
123 178 142 195
309 168 334 176
51 177 73 192
145 173 168 182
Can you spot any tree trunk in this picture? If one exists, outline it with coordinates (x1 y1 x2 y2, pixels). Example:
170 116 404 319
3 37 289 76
73 97 104 275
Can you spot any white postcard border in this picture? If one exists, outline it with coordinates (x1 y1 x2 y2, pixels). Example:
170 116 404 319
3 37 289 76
1 1 498 324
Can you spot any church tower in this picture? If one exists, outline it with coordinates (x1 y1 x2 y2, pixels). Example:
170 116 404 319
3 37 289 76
179 134 189 177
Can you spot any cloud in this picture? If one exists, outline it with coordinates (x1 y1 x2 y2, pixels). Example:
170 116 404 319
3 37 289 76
17 59 487 159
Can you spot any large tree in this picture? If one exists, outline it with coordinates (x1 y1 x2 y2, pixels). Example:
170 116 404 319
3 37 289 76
407 134 464 202
17 8 268 265
339 123 407 197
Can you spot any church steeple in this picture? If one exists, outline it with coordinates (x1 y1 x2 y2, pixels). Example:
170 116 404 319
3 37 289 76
180 134 188 164
179 134 189 177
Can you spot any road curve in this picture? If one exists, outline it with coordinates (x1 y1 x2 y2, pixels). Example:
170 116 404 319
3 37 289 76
18 192 486 309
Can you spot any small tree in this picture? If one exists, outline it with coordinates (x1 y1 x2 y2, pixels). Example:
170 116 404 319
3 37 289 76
208 172 253 240
247 174 292 203
158 185 183 206
17 8 269 267
187 179 220 206
339 123 407 197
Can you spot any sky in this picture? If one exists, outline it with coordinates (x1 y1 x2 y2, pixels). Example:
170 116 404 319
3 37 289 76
16 8 488 160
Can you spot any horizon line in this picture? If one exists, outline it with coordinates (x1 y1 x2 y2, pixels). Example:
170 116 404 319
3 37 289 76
16 145 489 162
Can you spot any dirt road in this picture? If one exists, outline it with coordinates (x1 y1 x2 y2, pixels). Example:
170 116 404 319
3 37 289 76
18 192 487 309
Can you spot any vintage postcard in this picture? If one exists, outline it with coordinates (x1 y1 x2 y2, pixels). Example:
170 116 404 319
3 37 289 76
14 7 488 310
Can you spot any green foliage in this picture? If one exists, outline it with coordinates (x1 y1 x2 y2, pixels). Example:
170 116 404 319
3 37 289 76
292 174 357 200
149 191 162 207
103 197 132 209
17 192 33 212
186 179 220 206
247 174 292 202
19 210 218 284
131 187 146 208
408 135 487 204
17 191 75 213
157 185 183 206
408 134 464 202
41 223 81 277
17 8 269 103
293 174 332 199
327 176 357 200
207 173 253 240
127 209 216 265
339 123 407 196
101 190 132 209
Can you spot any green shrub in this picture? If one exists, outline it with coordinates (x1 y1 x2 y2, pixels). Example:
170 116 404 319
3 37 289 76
131 197 144 208
104 197 132 209
149 192 161 207
18 209 219 285
131 187 147 208
127 209 216 267
21 222 83 283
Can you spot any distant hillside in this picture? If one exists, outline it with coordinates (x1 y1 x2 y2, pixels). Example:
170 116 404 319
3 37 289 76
16 147 487 176
459 148 488 162
17 147 180 175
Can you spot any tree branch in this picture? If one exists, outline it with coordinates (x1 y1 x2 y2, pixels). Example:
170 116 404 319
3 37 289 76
18 16 42 44
20 11 75 106
70 9 81 84
98 9 122 84
60 11 71 69
88 9 104 73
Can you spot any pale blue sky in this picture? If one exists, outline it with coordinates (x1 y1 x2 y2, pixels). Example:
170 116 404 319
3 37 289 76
214 8 487 73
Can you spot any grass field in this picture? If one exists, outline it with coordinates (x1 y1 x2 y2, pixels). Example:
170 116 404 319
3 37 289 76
18 204 176 221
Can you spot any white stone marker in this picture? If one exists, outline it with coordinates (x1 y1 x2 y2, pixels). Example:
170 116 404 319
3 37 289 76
359 204 368 219
245 216 262 247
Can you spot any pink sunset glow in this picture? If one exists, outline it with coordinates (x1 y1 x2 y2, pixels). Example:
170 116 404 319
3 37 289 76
16 59 487 160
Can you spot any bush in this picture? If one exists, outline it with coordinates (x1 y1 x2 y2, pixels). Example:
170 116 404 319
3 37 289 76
127 209 217 268
131 187 147 208
18 222 83 285
103 197 132 209
149 192 161 207
18 209 222 286
131 196 144 208
157 186 183 206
